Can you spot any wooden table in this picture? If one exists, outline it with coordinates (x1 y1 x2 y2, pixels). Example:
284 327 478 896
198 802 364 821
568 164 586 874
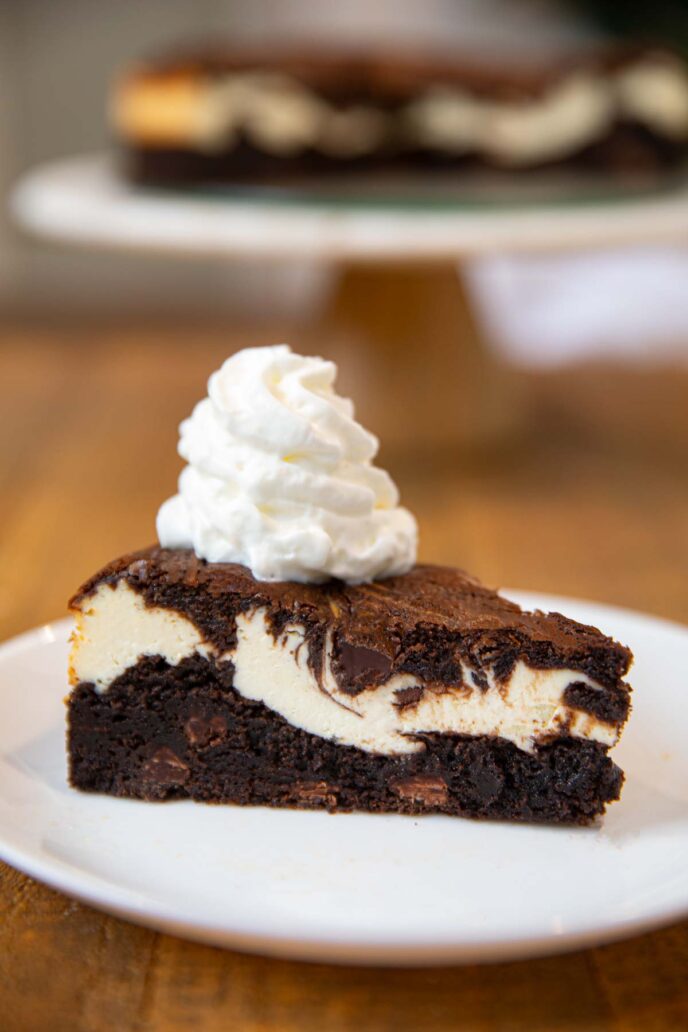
1 323 687 1031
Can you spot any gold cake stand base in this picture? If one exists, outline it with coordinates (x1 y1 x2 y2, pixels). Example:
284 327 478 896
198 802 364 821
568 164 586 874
311 260 522 457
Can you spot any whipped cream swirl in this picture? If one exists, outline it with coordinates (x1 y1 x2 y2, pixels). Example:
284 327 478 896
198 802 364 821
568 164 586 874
157 345 418 583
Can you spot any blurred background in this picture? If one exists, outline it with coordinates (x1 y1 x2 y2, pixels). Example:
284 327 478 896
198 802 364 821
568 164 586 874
3 0 688 352
1 0 687 637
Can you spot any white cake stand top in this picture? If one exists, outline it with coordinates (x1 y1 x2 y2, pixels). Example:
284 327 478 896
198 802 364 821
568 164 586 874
11 153 688 261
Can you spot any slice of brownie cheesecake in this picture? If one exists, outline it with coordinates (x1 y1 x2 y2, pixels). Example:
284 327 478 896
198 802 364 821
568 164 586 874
66 344 632 823
68 548 631 823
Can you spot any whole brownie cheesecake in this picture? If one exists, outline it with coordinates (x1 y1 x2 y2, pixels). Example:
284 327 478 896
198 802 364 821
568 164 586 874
112 44 688 185
67 345 632 823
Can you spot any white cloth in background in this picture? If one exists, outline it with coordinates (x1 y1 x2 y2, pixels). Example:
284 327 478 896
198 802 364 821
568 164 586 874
468 249 688 367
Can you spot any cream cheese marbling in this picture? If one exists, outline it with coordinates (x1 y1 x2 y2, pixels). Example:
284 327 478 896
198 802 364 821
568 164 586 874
69 580 213 690
70 583 619 755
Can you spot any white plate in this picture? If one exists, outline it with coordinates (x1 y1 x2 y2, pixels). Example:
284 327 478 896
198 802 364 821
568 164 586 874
12 154 688 260
1 591 687 966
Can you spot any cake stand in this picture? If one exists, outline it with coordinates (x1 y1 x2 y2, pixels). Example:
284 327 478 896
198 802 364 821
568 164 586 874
12 153 688 452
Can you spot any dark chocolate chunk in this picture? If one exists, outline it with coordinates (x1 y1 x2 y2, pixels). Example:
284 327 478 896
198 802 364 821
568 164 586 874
141 746 189 788
333 637 393 693
393 685 424 709
184 713 228 747
290 781 339 810
391 775 449 805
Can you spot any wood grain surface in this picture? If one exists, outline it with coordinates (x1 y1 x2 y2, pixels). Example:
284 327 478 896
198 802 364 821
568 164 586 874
1 322 687 1032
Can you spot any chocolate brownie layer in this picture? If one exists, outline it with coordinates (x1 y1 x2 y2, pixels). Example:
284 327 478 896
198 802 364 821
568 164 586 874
124 132 683 190
68 654 623 824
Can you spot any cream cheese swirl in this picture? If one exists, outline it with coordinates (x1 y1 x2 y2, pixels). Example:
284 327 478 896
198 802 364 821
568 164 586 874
157 345 418 583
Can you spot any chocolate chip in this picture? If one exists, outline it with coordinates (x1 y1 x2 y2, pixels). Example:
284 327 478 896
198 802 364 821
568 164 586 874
184 714 227 747
127 559 149 582
470 669 489 690
393 685 424 709
142 746 189 786
335 638 392 690
292 781 339 809
391 775 448 805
